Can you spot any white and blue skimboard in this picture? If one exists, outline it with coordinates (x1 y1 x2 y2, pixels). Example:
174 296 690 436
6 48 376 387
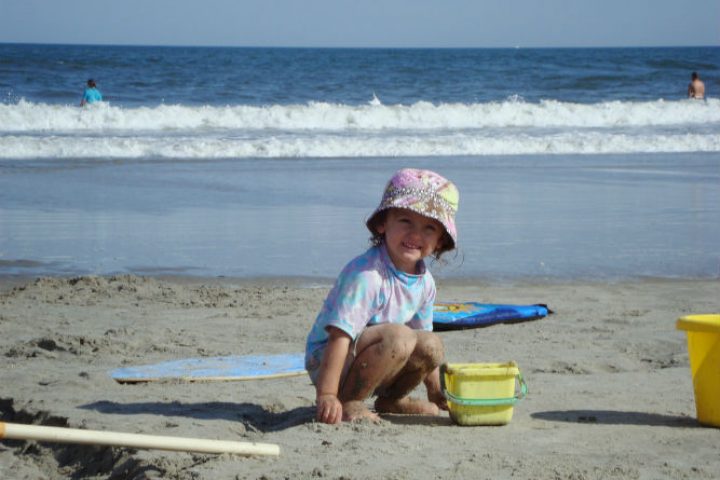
433 302 550 331
111 353 306 384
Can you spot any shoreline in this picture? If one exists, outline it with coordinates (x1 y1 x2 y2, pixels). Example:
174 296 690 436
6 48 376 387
2 153 719 282
2 270 718 286
2 274 719 479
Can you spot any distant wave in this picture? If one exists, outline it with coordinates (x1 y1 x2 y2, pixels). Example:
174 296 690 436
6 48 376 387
2 98 719 131
1 98 719 158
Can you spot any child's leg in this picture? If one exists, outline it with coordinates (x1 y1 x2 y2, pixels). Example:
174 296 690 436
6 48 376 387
374 331 444 415
338 324 418 421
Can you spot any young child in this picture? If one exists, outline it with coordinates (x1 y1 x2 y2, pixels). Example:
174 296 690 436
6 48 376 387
305 168 459 423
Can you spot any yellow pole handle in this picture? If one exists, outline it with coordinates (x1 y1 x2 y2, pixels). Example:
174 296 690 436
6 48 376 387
0 422 279 456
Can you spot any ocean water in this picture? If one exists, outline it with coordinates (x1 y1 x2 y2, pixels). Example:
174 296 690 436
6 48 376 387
1 44 719 279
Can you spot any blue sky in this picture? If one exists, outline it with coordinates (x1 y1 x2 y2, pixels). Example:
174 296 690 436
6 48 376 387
1 0 718 48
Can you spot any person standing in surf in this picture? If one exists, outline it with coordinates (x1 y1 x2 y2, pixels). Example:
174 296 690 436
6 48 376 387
305 168 459 423
688 72 705 99
80 79 103 106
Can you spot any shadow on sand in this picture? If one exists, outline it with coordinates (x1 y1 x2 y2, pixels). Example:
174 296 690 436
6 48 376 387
80 400 462 429
531 409 701 428
380 413 454 426
79 401 314 433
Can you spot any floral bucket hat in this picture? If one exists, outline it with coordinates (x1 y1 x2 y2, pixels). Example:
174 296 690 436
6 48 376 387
366 168 459 250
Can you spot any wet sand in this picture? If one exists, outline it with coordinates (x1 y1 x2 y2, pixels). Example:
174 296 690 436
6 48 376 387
1 275 719 479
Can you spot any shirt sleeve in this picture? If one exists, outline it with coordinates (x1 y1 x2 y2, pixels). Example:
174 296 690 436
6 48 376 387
318 266 384 340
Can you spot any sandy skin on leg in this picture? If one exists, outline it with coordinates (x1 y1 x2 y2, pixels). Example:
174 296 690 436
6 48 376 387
374 330 444 415
339 325 443 420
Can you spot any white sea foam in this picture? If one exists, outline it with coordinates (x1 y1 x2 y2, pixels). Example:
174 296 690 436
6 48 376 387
2 97 720 131
1 98 719 158
3 131 719 159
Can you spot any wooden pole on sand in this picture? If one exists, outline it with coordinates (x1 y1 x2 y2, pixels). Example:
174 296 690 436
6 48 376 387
0 422 280 456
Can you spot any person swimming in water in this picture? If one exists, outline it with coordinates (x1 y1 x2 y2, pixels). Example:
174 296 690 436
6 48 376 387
688 72 705 99
80 79 103 106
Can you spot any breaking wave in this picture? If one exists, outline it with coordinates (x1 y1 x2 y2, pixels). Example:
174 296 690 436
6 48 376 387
1 97 719 158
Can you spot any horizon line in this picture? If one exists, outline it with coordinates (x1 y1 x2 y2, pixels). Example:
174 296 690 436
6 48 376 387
1 41 718 50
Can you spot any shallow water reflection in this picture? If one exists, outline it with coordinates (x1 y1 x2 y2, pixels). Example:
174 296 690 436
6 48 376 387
1 154 718 279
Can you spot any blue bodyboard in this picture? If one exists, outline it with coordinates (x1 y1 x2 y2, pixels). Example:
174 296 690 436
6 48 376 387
433 302 550 331
111 353 306 383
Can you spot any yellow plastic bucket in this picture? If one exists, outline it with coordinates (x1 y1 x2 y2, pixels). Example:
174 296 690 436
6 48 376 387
440 362 527 426
676 314 720 427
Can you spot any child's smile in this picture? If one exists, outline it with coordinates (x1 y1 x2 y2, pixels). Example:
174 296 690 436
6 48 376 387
377 208 444 274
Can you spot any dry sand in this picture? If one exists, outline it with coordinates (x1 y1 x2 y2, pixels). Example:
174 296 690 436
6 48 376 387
1 275 719 480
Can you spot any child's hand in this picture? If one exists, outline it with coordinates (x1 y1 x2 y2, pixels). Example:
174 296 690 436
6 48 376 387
316 394 343 424
427 389 449 411
424 366 449 411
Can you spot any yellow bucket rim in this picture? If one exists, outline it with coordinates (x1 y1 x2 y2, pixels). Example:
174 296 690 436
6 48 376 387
676 314 720 333
444 361 519 377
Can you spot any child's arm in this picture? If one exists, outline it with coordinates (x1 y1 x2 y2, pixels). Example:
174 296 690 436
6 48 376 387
315 327 352 424
423 366 449 411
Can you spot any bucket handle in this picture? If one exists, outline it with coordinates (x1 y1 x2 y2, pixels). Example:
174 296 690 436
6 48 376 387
439 364 528 407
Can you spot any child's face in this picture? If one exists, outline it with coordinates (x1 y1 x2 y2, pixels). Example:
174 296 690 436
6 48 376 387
376 208 445 274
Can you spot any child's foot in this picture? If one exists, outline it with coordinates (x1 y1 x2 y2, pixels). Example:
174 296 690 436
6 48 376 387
374 396 440 416
342 400 381 423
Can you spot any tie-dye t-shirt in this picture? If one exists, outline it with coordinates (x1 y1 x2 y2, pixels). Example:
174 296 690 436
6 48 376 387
305 244 436 374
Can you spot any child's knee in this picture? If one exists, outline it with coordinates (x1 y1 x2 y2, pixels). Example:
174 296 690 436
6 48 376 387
412 332 444 367
376 324 417 362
